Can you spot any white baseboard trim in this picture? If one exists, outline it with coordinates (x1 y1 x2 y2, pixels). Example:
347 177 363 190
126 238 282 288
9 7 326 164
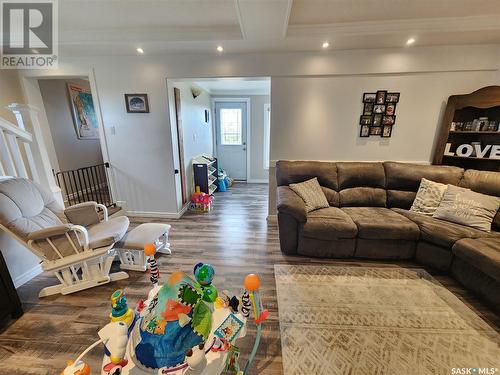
14 263 43 288
247 179 268 183
127 208 185 219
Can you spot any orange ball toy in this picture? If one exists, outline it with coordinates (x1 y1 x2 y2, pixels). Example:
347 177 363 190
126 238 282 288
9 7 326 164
244 274 261 291
144 243 156 256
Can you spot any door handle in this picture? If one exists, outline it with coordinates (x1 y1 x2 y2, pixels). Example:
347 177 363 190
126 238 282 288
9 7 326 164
243 147 246 151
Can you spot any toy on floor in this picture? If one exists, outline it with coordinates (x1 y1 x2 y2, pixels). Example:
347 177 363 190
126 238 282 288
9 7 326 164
190 187 213 212
61 250 267 375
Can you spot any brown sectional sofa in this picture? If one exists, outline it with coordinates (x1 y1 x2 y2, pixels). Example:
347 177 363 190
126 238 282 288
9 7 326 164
276 161 500 311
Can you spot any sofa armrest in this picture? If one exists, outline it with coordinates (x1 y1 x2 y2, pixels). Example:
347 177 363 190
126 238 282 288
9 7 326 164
65 201 102 226
277 186 307 223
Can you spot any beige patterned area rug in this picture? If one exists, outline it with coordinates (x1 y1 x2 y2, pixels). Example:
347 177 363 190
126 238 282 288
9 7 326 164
275 265 499 375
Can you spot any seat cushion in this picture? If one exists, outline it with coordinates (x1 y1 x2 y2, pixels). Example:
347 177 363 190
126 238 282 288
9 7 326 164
300 207 358 240
453 237 500 283
118 223 171 249
88 216 130 248
393 208 494 248
342 207 419 240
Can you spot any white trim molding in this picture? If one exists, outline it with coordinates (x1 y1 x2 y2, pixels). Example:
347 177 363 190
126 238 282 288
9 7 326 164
127 203 189 219
14 263 43 288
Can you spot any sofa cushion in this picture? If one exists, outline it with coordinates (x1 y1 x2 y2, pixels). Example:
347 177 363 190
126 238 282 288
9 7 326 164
453 238 500 283
410 178 448 216
342 207 419 240
300 207 358 240
393 208 493 248
384 162 464 191
337 162 385 190
275 160 338 190
384 162 463 209
339 187 386 207
433 185 500 232
459 169 500 231
289 177 329 212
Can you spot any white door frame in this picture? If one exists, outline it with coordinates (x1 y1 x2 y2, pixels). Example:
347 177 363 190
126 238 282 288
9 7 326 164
211 97 251 181
18 69 118 204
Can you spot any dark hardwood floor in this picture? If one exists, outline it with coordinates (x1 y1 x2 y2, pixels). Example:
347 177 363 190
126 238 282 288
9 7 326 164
0 183 498 375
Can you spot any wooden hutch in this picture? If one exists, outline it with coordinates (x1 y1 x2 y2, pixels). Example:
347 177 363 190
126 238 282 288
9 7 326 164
433 86 500 172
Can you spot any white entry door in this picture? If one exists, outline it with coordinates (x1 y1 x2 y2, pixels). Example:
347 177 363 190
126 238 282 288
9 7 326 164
215 101 247 180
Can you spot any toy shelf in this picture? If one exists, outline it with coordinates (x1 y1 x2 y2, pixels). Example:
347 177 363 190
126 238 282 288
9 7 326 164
193 155 218 195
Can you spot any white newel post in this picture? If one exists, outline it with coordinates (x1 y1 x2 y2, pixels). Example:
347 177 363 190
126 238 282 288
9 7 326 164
6 103 64 207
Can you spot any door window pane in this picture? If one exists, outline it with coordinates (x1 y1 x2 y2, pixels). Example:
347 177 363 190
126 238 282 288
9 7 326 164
220 108 242 145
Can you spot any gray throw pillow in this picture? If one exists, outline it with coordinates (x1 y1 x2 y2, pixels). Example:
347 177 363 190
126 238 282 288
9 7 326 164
410 178 448 216
433 185 500 232
289 177 329 212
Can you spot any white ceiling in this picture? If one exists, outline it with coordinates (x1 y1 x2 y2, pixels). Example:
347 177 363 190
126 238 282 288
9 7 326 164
192 78 270 95
59 0 500 55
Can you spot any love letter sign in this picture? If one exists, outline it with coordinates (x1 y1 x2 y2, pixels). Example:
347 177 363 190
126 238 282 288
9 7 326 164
444 143 500 159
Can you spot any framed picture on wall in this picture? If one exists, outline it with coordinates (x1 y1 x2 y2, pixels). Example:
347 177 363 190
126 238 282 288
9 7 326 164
376 90 387 104
382 125 392 138
373 114 383 126
363 93 376 103
67 83 99 139
382 115 396 125
373 104 386 114
360 125 370 137
386 92 400 103
370 126 382 136
363 103 374 115
385 103 396 116
125 93 150 113
360 115 372 125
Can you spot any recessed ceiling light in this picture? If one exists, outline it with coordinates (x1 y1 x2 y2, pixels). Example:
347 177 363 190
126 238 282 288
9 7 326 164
406 38 416 45
136 47 144 54
322 41 330 49
216 45 224 52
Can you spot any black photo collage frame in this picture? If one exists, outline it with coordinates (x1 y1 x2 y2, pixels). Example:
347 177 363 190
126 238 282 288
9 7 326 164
360 91 400 138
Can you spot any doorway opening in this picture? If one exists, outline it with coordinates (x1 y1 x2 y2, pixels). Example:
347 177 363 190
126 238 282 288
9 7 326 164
37 77 115 209
167 77 271 211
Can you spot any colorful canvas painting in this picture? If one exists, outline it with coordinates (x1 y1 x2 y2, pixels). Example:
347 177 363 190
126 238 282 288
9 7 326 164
67 83 99 139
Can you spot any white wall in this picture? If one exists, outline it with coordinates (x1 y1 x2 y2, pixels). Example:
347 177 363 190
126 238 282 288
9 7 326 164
270 71 498 162
0 72 43 287
212 94 270 182
18 44 500 218
38 79 104 172
0 71 24 124
171 82 213 196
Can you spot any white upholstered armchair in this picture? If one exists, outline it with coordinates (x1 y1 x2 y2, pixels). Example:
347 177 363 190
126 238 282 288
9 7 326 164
0 177 130 297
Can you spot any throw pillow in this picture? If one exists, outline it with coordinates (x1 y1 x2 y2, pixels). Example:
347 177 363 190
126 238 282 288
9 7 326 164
289 177 329 212
433 185 500 232
410 178 448 216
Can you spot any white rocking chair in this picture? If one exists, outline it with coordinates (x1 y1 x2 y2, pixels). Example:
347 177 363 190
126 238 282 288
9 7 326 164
0 177 130 297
